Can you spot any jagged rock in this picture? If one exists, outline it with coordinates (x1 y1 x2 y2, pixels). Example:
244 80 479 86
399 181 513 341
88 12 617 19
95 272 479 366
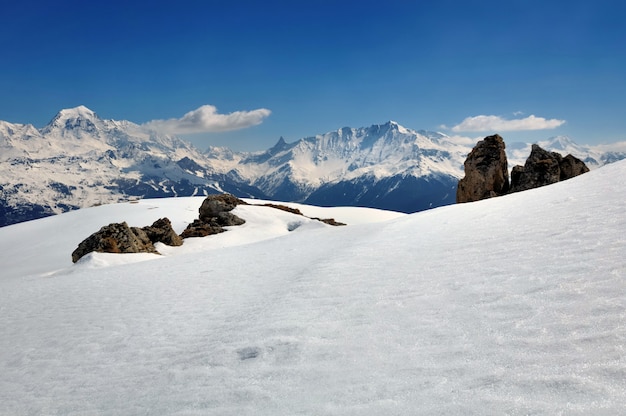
142 217 183 246
559 154 590 181
509 144 589 193
179 219 226 239
198 194 247 222
181 194 247 239
456 134 509 203
71 222 158 263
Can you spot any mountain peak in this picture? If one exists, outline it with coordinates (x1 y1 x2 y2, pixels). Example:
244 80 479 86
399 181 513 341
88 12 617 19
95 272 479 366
540 135 579 152
56 105 98 120
41 105 101 133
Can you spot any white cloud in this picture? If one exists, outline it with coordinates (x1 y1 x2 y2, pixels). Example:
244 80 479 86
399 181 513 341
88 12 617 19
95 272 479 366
444 135 476 146
143 105 271 134
450 114 565 133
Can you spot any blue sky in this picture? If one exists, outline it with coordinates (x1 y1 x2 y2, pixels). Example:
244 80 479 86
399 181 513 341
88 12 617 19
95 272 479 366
1 0 625 151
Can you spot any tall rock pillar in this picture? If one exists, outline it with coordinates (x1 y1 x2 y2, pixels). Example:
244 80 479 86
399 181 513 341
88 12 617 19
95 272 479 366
456 134 509 203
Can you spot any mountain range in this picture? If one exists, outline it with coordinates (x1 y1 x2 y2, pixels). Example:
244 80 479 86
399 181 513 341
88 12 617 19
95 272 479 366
1 106 625 226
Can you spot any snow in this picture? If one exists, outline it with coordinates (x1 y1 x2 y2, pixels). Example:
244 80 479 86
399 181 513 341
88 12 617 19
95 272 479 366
1 161 626 414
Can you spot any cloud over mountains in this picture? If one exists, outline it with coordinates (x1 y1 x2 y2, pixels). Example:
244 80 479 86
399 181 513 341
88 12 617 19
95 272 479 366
143 105 271 134
449 114 565 132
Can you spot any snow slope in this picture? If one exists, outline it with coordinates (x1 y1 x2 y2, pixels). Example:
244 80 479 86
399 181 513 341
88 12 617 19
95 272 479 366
0 160 625 414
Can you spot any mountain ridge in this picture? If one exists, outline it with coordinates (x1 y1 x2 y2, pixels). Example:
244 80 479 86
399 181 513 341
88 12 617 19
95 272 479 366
1 106 625 226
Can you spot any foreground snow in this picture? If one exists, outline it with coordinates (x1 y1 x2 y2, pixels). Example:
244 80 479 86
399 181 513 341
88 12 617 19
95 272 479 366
1 161 625 414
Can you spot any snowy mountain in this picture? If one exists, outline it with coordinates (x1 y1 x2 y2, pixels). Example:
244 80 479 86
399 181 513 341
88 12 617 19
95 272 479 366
0 110 468 226
1 160 625 414
229 121 468 212
0 106 266 226
2 106 625 227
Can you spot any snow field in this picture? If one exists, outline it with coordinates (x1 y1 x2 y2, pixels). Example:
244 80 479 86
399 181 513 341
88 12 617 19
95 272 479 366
0 161 625 414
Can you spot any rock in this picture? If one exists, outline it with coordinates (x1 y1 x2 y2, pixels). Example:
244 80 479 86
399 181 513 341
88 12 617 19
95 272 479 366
509 145 589 193
216 211 246 226
559 154 590 181
142 217 183 247
198 194 247 222
181 194 247 239
71 222 158 263
179 219 227 238
456 134 509 203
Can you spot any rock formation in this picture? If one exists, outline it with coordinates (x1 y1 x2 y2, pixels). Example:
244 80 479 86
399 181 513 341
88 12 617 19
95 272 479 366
142 217 184 247
509 144 589 193
72 217 182 263
558 154 590 181
72 222 157 263
456 134 509 203
180 194 247 239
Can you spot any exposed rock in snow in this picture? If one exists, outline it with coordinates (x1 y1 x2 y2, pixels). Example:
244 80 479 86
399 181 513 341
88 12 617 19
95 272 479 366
456 134 509 203
510 144 589 193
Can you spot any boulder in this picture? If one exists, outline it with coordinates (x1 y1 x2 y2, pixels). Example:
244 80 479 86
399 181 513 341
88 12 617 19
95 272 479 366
509 145 589 193
142 217 183 246
199 194 247 222
181 194 247 239
179 219 227 239
71 222 157 263
559 154 590 181
456 134 509 203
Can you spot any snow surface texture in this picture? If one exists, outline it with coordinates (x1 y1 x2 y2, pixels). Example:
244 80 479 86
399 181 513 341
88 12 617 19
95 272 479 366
1 161 625 414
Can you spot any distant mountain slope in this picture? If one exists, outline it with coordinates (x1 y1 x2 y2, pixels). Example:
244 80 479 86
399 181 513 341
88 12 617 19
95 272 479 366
230 121 467 211
0 106 266 226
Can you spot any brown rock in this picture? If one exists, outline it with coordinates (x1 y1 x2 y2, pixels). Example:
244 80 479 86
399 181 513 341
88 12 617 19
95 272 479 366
179 219 227 238
559 154 590 181
142 217 183 246
456 134 509 203
180 194 247 239
509 145 588 193
71 222 158 263
198 194 247 222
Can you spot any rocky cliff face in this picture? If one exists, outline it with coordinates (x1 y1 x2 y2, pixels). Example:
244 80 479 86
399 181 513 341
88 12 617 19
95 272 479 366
456 135 509 203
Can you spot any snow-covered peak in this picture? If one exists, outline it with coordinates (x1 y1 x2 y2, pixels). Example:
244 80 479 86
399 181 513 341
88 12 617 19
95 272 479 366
57 105 97 119
40 105 103 135
540 135 578 152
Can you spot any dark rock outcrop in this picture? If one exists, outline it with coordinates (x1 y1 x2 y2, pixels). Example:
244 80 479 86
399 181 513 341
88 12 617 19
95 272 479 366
179 219 227 238
509 144 589 193
198 194 247 222
456 134 509 203
559 154 590 181
72 222 158 263
72 217 182 263
142 217 183 247
181 194 246 239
